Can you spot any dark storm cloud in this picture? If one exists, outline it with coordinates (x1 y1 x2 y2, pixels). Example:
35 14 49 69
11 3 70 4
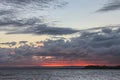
0 26 120 65
97 0 120 12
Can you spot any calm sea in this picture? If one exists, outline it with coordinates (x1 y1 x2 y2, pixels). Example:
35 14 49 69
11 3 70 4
0 69 120 80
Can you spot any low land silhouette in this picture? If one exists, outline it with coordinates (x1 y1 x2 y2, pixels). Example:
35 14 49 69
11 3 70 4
0 65 120 70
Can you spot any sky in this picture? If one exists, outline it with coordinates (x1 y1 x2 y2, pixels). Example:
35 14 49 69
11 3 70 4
0 0 120 67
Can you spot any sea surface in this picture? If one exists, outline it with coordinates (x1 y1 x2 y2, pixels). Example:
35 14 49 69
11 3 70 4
0 69 120 80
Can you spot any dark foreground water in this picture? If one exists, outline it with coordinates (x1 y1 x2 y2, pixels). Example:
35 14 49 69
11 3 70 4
0 69 120 80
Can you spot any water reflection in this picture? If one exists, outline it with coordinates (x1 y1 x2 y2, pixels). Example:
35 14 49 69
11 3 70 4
0 69 120 80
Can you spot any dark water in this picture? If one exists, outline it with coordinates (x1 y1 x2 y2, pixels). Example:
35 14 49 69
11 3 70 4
0 69 120 80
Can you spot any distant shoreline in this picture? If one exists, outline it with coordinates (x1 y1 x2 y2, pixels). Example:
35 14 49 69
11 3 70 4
0 66 120 70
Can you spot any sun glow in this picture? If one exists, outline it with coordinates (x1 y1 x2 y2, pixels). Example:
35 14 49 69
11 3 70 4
39 60 95 67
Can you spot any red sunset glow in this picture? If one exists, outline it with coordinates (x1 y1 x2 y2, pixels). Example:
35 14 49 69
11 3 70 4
39 60 107 67
0 60 118 67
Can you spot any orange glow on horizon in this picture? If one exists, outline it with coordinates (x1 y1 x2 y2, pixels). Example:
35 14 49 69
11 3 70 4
39 60 97 67
0 59 117 67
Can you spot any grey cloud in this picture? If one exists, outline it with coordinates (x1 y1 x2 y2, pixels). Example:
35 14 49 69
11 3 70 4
33 26 78 35
0 16 79 35
0 46 34 64
0 0 60 8
0 10 14 16
0 0 70 35
41 26 120 63
79 26 120 56
6 24 79 35
0 42 17 47
0 26 120 65
0 17 41 26
19 41 28 44
0 0 59 17
102 27 112 33
97 0 120 12
0 0 67 17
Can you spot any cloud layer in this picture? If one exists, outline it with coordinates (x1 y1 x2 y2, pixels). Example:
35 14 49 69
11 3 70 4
0 0 78 35
6 24 79 35
97 0 120 12
0 26 120 66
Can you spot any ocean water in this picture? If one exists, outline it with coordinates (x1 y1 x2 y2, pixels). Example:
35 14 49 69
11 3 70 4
0 69 120 80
